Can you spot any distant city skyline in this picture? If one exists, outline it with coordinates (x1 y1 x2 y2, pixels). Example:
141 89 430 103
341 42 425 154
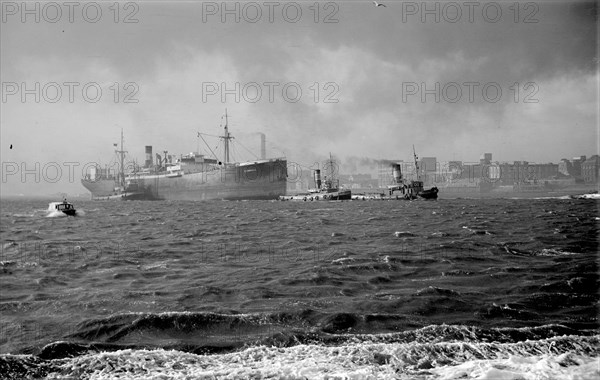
2 148 597 197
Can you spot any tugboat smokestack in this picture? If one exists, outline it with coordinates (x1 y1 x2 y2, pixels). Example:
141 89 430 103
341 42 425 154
392 164 402 184
314 169 322 189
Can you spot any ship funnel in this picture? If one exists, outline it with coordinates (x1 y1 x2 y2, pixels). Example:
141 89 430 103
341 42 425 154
392 164 402 183
314 169 322 189
145 146 153 168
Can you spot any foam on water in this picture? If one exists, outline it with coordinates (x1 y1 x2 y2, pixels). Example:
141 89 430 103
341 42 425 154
45 210 68 218
10 213 37 218
13 334 595 380
431 354 598 380
571 193 600 200
520 193 599 200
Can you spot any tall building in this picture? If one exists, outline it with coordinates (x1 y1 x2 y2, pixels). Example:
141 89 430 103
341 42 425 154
480 153 492 165
447 161 463 180
582 155 600 183
558 159 573 176
420 157 437 172
496 161 558 185
571 156 586 178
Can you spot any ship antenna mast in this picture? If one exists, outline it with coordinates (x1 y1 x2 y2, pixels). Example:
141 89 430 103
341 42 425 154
328 152 337 188
413 144 420 181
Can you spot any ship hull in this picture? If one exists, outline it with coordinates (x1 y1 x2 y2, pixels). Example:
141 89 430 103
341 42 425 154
80 179 124 200
418 187 439 200
279 189 352 201
82 160 287 201
352 185 439 200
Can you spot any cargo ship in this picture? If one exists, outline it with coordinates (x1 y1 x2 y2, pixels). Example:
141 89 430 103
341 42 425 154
81 111 288 200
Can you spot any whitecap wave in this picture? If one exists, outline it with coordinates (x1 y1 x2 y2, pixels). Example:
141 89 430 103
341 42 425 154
572 193 600 200
430 353 598 380
32 334 600 380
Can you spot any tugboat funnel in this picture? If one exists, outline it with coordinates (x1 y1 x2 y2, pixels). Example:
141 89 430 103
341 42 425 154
392 164 403 183
314 169 322 189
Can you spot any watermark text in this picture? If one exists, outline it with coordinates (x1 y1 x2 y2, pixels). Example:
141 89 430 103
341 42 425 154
2 82 139 104
1 1 140 23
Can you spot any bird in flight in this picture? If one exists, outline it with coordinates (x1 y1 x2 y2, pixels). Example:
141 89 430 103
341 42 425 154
373 1 386 7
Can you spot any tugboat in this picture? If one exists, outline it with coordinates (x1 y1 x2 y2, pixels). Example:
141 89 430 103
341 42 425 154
353 146 438 200
386 146 438 200
48 199 77 216
280 154 351 201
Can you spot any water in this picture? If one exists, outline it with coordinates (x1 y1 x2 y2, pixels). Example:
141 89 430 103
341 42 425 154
0 197 598 379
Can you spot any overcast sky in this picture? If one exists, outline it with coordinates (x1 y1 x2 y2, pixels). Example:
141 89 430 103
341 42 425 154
1 0 598 195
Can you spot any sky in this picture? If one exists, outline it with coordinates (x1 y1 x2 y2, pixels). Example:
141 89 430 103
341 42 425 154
1 0 598 195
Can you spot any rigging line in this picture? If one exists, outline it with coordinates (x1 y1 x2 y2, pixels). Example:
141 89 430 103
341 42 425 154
233 140 260 160
213 144 222 161
198 132 221 138
230 144 238 163
198 133 219 162
292 162 324 170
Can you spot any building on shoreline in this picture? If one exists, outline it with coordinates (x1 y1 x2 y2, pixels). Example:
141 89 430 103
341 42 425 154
582 155 600 183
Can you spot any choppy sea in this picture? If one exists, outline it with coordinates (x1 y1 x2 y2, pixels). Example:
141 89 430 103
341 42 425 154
0 197 598 379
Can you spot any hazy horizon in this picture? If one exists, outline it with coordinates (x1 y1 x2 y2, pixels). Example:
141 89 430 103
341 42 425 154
1 0 598 196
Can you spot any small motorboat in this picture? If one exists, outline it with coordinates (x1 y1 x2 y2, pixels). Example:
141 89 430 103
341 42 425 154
48 200 77 216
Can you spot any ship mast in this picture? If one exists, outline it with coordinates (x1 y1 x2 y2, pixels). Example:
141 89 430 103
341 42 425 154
413 145 420 181
220 109 234 164
327 152 336 188
115 129 127 188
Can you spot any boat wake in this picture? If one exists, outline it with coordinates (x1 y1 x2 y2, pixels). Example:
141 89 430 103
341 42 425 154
571 193 600 200
45 209 83 218
45 210 69 218
522 192 600 200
